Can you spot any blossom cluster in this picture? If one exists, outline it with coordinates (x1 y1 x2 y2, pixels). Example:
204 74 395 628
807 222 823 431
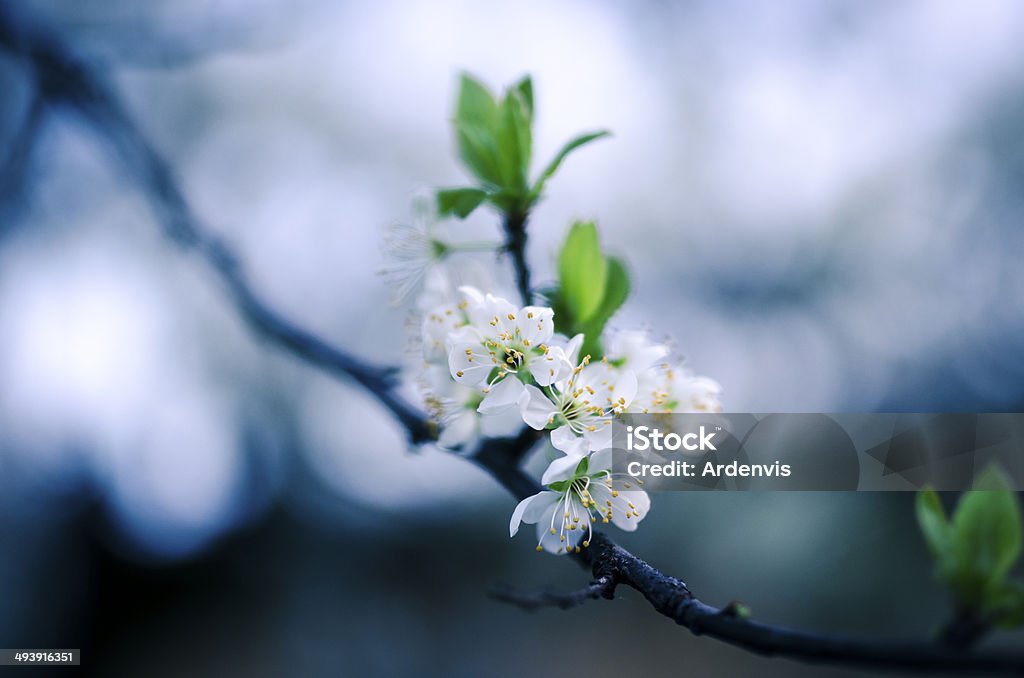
407 260 722 554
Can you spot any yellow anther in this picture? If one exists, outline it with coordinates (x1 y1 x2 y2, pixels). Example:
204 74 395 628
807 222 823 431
456 370 464 378
507 313 515 321
536 545 544 552
527 311 534 319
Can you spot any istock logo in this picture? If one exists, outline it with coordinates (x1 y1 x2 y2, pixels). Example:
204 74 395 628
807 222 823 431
626 425 718 452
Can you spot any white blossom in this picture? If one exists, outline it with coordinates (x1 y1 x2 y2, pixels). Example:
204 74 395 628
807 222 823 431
418 365 521 449
445 287 573 413
630 362 723 414
509 447 650 554
518 350 638 453
604 330 722 414
380 219 450 305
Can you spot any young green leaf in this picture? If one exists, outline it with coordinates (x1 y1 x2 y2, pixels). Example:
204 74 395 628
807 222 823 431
987 580 1024 629
513 75 533 120
532 130 611 198
578 256 630 358
558 221 608 325
456 73 498 129
455 123 502 188
496 90 532 193
916 487 951 557
918 466 1024 617
951 467 1022 591
453 74 503 187
437 187 488 219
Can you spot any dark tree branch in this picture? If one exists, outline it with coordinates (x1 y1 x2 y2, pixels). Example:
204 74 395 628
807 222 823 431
0 2 433 445
502 209 532 305
470 426 544 500
490 576 613 611
3 5 1024 674
572 534 1024 674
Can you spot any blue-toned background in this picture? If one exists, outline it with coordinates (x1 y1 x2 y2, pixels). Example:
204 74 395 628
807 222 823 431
1 1 1022 675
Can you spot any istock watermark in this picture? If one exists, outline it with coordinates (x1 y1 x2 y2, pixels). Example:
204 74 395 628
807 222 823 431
610 413 1024 491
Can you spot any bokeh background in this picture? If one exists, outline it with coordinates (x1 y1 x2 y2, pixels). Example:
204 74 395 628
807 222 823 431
2 1 1023 675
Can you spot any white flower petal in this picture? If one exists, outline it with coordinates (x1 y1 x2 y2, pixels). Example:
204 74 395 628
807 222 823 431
564 333 584 364
529 346 572 387
438 410 476 449
614 369 639 409
478 376 524 413
610 490 650 532
588 446 613 472
510 491 557 537
518 385 558 430
479 408 528 438
518 306 554 345
535 503 584 555
609 330 670 370
458 285 486 307
447 348 491 385
583 421 613 451
550 425 589 458
541 453 585 485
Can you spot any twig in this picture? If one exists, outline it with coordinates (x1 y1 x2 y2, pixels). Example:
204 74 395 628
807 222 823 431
3 5 1023 673
490 576 613 611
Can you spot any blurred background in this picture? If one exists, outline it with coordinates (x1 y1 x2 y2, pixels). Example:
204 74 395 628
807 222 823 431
2 0 1023 675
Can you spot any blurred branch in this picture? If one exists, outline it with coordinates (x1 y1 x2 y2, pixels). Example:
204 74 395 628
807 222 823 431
3 4 1023 674
0 92 46 211
0 2 433 444
490 576 613 611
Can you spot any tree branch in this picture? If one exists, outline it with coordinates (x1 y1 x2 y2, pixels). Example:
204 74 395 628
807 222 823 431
3 5 1023 674
0 2 433 445
490 576 613 611
569 533 1024 674
502 209 532 305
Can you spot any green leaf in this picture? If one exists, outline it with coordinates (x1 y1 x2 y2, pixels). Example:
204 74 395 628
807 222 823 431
916 488 951 558
578 256 630 358
532 130 611 197
495 89 532 193
950 467 1022 592
513 76 533 119
437 188 488 219
453 74 503 187
558 221 608 326
455 123 503 188
456 73 498 129
987 580 1024 629
592 256 630 327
